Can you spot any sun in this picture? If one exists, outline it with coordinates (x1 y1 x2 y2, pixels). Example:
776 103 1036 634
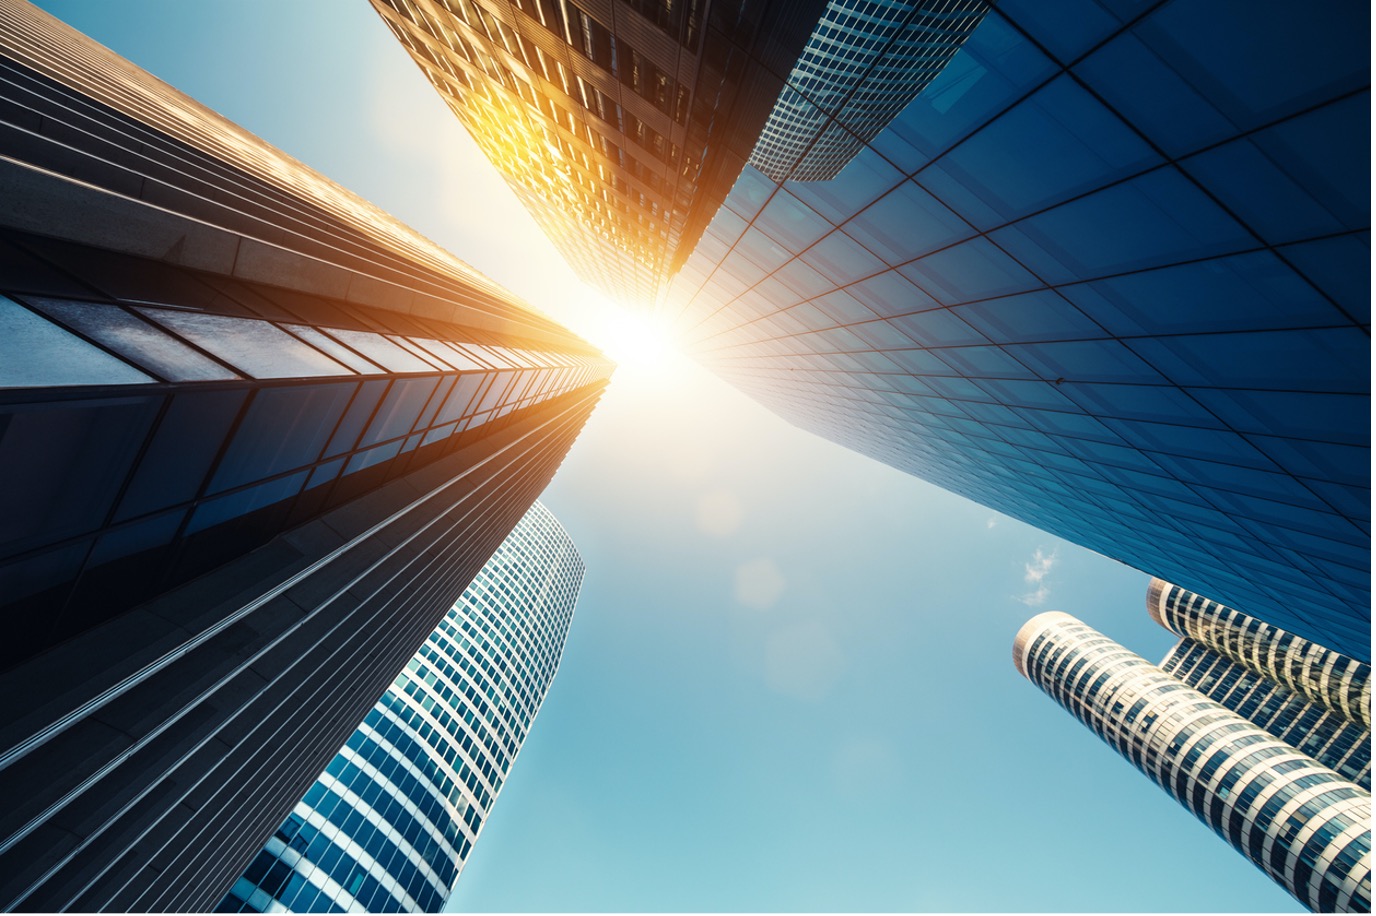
527 281 688 379
596 311 676 369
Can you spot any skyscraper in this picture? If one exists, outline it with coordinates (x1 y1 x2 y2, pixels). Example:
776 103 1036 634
658 0 1370 659
1014 582 1371 913
748 0 988 182
402 0 1370 659
0 2 610 911
1148 578 1370 788
368 0 829 303
221 501 583 914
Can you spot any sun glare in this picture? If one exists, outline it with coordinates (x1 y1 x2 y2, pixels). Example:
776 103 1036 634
597 311 676 369
542 283 684 376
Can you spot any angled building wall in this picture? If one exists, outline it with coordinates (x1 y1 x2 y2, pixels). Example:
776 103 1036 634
660 1 1369 658
369 0 828 304
0 2 610 911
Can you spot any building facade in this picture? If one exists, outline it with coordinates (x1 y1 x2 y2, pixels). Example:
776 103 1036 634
657 0 1370 659
369 0 828 303
1152 585 1372 790
748 0 988 182
0 2 609 911
1014 583 1372 912
220 501 582 913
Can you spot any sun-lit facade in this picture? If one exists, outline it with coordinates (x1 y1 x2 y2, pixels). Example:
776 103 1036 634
0 2 609 911
220 502 582 913
1015 605 1371 913
748 0 988 182
660 1 1369 659
369 0 828 305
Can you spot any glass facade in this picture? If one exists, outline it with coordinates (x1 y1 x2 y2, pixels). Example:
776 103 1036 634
220 502 582 914
749 0 988 182
0 246 607 668
0 4 609 912
1015 579 1373 913
1149 579 1371 791
1161 642 1370 791
369 0 828 303
660 0 1369 660
1149 579 1370 730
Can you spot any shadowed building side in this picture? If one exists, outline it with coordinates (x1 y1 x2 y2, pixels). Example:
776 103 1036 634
0 2 610 911
748 0 988 182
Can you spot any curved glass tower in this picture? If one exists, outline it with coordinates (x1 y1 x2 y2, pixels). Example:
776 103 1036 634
1015 596 1372 913
1148 578 1371 730
220 501 583 913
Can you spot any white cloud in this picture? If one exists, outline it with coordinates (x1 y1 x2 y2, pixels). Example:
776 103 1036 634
1018 548 1057 606
986 517 998 529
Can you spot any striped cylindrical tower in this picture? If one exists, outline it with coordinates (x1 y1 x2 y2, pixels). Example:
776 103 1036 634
1014 612 1371 913
1147 579 1370 728
218 502 585 914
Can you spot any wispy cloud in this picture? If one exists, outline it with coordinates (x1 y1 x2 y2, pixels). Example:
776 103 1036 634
986 516 998 530
1018 548 1057 606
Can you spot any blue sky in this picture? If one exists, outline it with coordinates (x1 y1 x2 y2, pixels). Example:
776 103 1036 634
32 2 1302 911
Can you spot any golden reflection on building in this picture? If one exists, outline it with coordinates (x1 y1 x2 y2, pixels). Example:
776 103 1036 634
370 0 825 307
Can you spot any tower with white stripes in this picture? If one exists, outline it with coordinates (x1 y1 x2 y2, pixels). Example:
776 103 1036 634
1014 580 1370 913
220 501 583 913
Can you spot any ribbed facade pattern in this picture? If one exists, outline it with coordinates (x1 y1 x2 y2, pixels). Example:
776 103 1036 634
1015 612 1371 913
0 0 580 339
749 0 987 182
370 0 827 303
1149 579 1371 728
221 502 582 913
1161 641 1370 790
0 2 610 911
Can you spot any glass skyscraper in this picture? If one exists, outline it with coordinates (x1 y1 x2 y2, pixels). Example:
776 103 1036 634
0 2 608 911
748 0 988 182
658 0 1370 660
369 0 828 303
1014 581 1371 912
220 502 582 913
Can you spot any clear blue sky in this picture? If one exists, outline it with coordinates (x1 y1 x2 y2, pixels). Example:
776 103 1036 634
32 2 1302 911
